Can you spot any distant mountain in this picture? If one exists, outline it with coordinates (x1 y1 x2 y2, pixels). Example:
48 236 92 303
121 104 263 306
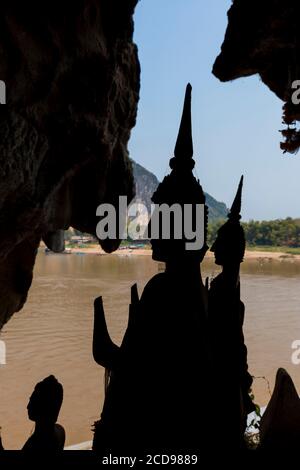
204 193 228 222
132 160 228 222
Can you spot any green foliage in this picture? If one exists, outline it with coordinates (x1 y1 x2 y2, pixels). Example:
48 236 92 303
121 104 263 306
242 217 300 248
208 217 300 249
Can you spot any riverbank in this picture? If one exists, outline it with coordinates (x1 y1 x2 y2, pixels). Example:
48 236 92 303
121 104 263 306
57 244 300 261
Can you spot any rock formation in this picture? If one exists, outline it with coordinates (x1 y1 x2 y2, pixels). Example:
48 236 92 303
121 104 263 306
213 0 300 154
0 0 140 327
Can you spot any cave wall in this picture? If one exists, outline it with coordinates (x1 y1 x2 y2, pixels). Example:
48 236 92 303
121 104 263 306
213 0 300 153
0 0 140 327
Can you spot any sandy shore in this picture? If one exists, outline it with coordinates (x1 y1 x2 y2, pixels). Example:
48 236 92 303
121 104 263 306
65 245 152 256
244 250 300 260
57 244 300 261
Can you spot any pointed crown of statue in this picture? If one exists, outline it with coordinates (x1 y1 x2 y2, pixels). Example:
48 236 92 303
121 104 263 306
213 176 245 263
152 83 206 206
151 84 208 261
228 175 243 224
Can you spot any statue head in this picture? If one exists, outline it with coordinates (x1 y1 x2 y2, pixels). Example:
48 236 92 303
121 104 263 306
211 176 245 267
150 84 208 264
27 375 63 424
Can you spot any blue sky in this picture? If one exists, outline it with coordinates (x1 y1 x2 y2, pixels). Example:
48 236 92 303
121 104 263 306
129 0 300 221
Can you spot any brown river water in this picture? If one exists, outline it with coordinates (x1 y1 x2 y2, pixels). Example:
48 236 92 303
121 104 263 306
1 252 300 449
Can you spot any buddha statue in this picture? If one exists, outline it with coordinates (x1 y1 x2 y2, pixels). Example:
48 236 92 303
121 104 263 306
208 176 254 450
92 84 211 454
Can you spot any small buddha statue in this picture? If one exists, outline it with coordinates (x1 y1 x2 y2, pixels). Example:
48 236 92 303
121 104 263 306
0 375 65 452
208 176 254 450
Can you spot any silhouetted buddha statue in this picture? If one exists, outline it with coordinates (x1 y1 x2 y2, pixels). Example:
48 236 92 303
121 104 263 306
0 375 65 452
92 84 211 454
208 177 254 450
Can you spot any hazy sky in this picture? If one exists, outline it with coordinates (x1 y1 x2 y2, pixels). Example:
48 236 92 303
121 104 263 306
129 0 300 221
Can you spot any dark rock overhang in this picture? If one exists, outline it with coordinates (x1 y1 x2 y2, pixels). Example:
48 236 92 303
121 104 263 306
0 0 140 327
213 0 300 154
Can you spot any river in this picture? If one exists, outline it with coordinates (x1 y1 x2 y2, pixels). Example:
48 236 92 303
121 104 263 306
1 252 300 449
